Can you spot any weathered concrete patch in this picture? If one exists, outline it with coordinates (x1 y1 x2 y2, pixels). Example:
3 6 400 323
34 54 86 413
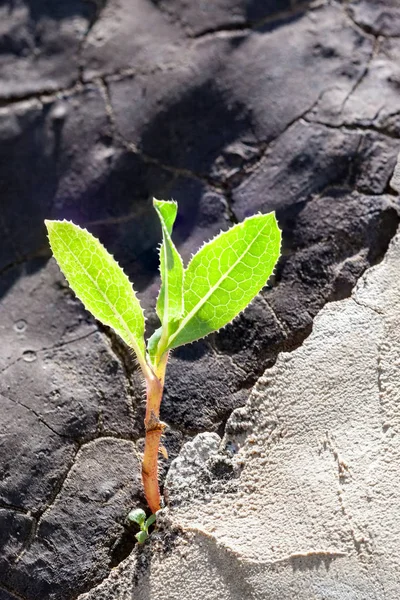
78 227 400 598
0 1 96 99
347 0 400 37
0 260 144 599
307 36 400 136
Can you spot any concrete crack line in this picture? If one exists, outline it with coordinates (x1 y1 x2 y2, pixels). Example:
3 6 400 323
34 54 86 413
0 357 20 377
38 328 99 353
351 295 384 316
337 35 380 119
12 514 39 566
13 445 80 563
206 336 248 378
340 0 378 40
323 432 373 559
258 294 290 338
341 0 400 41
0 57 190 110
230 86 345 193
185 0 314 40
0 390 70 440
83 208 149 227
0 329 98 378
0 502 30 515
179 526 348 566
97 82 212 185
0 245 49 279
13 435 136 563
96 78 225 190
0 582 30 600
301 116 400 141
76 0 108 75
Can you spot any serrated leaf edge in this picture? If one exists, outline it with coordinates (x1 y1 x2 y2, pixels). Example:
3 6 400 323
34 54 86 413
166 212 281 349
152 200 184 362
154 200 184 325
45 219 151 377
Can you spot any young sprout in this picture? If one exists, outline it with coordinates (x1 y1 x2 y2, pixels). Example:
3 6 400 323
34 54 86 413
127 508 157 543
45 199 281 521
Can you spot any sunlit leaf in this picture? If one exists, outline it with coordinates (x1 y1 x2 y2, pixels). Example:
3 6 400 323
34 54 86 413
166 213 281 349
45 220 147 372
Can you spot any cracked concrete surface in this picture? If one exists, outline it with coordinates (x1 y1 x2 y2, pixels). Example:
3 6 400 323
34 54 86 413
1 0 400 598
78 219 400 600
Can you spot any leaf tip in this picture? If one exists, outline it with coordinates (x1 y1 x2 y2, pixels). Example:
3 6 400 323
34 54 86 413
44 218 54 230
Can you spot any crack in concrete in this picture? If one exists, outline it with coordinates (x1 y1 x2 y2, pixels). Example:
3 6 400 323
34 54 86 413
322 428 389 600
13 435 138 565
352 295 384 316
0 328 98 378
258 294 290 338
207 336 248 379
83 209 148 228
341 0 400 41
157 0 313 40
0 59 191 110
338 35 380 116
97 78 221 189
0 502 31 515
13 444 80 563
0 582 30 600
302 116 400 141
0 246 50 279
225 86 351 197
0 390 71 440
77 0 108 76
323 432 371 556
2 377 139 448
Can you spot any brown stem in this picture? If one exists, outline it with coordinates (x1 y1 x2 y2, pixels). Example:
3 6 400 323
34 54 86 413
142 353 168 513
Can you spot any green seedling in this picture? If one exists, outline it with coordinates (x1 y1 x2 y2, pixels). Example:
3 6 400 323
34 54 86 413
127 508 157 543
45 199 281 518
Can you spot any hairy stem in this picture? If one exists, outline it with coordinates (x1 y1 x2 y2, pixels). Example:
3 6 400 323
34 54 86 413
142 353 169 513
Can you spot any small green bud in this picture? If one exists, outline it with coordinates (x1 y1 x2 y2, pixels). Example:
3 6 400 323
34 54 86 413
135 530 148 544
127 508 146 525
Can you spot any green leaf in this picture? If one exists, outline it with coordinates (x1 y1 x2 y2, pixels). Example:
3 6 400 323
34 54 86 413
135 531 148 544
127 509 146 525
145 514 157 529
147 327 163 365
154 199 184 339
45 220 148 374
166 212 281 349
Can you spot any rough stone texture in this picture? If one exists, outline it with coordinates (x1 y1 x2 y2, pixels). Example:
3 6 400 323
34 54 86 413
0 260 145 599
390 151 400 193
1 0 400 598
78 221 400 600
346 0 400 37
0 1 97 99
146 0 299 37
